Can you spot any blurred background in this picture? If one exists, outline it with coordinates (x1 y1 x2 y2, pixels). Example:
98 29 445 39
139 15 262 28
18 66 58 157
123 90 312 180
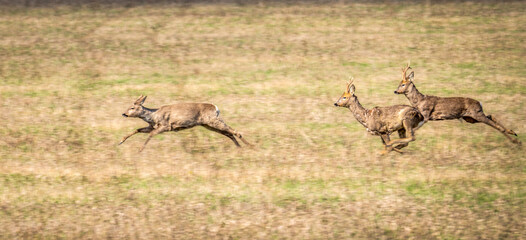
0 0 524 239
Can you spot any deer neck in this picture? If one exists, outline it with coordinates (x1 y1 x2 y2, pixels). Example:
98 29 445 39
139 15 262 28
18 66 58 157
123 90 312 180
348 97 369 127
139 107 157 125
405 83 425 107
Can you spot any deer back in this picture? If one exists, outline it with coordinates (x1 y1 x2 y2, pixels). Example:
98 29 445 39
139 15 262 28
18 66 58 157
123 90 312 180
152 103 219 128
421 96 482 120
365 105 423 134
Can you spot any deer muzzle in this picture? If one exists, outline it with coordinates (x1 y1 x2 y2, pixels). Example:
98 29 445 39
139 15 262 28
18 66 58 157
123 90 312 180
122 113 128 117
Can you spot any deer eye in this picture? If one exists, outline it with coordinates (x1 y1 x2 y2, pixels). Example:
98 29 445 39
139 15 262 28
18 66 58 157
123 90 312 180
401 84 405 87
131 107 135 109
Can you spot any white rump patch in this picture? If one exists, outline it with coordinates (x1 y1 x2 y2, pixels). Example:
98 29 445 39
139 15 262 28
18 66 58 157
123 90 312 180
214 104 220 117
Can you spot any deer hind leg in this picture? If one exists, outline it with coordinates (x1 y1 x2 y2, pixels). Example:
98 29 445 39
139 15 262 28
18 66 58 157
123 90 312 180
394 129 409 151
487 115 517 136
119 126 154 145
462 116 478 123
469 113 521 145
202 125 241 147
385 120 416 149
206 118 252 147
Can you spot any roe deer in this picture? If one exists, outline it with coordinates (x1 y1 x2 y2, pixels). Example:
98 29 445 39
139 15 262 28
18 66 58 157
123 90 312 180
120 95 252 152
394 63 521 145
334 77 425 154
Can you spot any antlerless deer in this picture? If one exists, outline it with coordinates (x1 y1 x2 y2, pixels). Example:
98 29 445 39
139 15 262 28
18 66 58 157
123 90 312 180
334 77 425 154
120 95 252 152
394 63 521 145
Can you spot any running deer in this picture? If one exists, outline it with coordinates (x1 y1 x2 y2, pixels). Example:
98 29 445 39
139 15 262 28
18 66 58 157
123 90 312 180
120 95 252 152
334 77 425 154
394 63 521 145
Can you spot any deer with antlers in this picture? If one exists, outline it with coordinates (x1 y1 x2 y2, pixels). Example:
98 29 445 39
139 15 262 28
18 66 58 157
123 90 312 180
394 63 521 145
120 95 252 152
334 77 425 154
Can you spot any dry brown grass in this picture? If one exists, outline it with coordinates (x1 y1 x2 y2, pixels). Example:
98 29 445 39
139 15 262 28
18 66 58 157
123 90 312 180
0 2 525 239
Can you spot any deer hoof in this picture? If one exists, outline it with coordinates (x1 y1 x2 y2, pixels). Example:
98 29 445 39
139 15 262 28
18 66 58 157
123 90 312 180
380 146 393 155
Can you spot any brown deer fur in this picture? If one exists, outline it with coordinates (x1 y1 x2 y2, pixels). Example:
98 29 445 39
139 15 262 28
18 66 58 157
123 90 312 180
120 95 251 152
335 78 425 154
394 64 521 145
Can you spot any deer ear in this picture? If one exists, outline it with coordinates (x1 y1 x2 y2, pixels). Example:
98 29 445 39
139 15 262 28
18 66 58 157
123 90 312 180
349 84 356 94
135 95 147 105
407 71 414 82
139 96 147 104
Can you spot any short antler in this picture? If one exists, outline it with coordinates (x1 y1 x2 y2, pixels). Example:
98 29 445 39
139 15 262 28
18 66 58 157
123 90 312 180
402 61 412 80
346 76 355 92
348 76 354 84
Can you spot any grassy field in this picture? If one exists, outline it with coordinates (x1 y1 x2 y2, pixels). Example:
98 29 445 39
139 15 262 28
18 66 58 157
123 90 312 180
0 1 525 239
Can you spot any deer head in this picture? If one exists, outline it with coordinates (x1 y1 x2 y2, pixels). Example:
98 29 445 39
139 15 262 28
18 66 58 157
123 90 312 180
334 77 356 108
394 62 414 94
122 95 147 117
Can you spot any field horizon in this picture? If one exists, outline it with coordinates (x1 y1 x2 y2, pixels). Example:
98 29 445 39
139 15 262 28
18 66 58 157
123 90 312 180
0 1 525 239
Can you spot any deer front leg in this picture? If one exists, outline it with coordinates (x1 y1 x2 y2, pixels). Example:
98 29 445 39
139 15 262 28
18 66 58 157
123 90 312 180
385 120 416 148
418 108 431 123
139 125 168 152
119 126 154 145
422 112 431 123
380 134 391 155
380 134 403 155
